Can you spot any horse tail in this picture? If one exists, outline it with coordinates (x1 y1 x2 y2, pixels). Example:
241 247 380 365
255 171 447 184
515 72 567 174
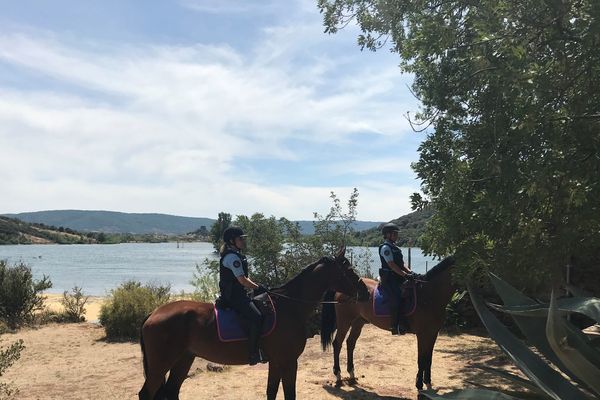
139 314 151 378
320 290 337 351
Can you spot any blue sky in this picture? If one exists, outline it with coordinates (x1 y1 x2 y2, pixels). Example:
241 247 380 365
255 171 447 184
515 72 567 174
0 0 427 221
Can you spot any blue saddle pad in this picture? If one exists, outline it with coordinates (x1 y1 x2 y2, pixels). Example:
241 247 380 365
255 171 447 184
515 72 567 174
215 295 276 342
373 284 417 317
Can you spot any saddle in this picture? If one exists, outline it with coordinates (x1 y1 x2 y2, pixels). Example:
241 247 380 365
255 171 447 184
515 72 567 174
214 293 276 342
373 280 419 317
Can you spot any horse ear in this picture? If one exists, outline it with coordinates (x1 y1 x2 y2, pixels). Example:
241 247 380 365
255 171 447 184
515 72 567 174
336 245 346 259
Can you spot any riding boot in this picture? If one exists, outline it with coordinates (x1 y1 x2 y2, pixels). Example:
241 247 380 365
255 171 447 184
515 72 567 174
248 323 261 365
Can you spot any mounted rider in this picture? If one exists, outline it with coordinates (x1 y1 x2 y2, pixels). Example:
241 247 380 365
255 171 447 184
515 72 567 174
218 226 268 365
379 222 414 335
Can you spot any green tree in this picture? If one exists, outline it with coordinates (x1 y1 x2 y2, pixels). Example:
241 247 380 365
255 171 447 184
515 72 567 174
210 212 232 252
0 260 52 328
194 189 369 289
319 0 600 293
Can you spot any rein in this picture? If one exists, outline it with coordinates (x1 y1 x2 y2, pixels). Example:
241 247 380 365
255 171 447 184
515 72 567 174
266 276 364 305
266 291 341 304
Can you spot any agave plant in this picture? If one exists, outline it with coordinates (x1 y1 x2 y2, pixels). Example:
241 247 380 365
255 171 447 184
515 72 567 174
421 273 600 400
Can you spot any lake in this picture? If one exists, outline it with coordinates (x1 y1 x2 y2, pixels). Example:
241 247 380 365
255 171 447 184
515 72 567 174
0 242 438 296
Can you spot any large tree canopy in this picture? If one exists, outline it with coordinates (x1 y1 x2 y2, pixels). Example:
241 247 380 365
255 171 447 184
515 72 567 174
319 0 600 292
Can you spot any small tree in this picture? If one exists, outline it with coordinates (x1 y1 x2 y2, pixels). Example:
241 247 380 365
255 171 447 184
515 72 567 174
0 339 24 398
0 260 52 329
210 212 232 252
60 286 89 322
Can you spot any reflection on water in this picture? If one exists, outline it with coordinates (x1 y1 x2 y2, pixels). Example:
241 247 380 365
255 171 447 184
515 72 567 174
0 242 437 296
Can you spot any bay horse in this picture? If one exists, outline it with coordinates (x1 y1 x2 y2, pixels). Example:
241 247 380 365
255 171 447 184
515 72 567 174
138 247 370 400
320 256 455 391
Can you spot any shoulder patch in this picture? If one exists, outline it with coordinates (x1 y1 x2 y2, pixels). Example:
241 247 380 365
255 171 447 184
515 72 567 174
384 250 391 256
233 260 241 268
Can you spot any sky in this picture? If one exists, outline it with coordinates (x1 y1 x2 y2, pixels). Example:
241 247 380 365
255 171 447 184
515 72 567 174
0 0 427 222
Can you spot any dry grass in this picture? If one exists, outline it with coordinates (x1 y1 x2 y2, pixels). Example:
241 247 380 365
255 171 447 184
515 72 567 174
1 319 521 400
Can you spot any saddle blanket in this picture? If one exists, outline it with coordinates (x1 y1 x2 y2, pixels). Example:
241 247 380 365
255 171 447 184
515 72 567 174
215 295 276 342
373 284 417 317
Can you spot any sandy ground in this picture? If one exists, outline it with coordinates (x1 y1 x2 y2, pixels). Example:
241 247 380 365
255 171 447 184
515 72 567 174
1 302 521 400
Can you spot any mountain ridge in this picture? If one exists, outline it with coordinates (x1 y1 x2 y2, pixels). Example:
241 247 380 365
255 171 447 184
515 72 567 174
3 210 384 236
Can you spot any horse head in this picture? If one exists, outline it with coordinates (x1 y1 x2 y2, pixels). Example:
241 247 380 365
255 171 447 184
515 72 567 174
327 246 370 302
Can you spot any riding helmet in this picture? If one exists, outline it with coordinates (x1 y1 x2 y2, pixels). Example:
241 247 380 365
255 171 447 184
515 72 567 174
223 226 247 243
381 222 401 235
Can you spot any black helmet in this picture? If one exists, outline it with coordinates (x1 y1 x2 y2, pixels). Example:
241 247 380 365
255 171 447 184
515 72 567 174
223 226 247 243
381 222 400 235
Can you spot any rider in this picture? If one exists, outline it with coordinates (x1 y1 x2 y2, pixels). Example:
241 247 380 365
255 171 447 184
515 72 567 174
379 222 414 335
219 226 268 365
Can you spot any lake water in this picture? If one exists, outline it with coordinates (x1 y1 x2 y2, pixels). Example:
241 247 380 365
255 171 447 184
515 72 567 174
0 242 438 296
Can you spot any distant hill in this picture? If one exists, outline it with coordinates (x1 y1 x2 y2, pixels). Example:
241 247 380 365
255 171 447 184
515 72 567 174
353 208 434 247
0 216 93 244
3 210 383 236
4 210 215 235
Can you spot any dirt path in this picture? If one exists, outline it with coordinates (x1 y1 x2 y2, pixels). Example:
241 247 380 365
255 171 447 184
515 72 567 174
1 322 518 400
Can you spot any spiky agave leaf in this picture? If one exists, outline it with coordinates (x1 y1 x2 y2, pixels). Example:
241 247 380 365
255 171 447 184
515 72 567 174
468 286 591 400
488 297 600 324
488 273 583 383
546 291 600 397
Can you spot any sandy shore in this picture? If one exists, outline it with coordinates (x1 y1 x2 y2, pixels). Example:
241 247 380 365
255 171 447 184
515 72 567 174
43 293 105 322
1 320 520 400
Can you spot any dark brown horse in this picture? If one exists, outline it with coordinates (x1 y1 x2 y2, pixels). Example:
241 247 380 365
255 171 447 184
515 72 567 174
320 256 455 391
138 247 370 400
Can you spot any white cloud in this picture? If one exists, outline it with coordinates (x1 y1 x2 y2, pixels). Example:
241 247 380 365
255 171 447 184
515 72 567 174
0 11 420 220
179 0 279 14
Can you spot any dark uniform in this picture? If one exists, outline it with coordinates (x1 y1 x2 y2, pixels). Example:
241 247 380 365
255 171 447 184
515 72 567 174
218 230 265 365
379 239 409 334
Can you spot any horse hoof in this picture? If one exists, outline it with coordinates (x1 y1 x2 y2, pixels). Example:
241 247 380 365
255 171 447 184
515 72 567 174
415 378 423 391
425 383 433 391
347 377 358 386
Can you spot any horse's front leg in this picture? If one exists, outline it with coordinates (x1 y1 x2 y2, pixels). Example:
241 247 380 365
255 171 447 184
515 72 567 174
416 331 438 391
281 359 298 400
267 361 282 400
345 318 365 384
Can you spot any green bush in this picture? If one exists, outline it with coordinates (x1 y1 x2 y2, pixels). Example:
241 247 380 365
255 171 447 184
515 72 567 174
0 260 52 329
99 281 170 340
190 264 219 302
0 339 24 398
60 286 89 322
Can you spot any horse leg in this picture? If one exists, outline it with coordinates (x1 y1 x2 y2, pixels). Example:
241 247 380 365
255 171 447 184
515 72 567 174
332 319 351 385
281 359 298 400
345 318 365 383
163 353 196 400
415 331 438 391
267 361 282 400
423 331 438 389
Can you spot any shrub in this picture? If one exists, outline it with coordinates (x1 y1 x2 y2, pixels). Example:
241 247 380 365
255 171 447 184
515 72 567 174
0 260 52 329
0 339 24 398
190 264 219 302
99 281 170 341
60 286 89 322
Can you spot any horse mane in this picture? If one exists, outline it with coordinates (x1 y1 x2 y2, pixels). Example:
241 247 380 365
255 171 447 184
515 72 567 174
423 256 455 281
270 257 330 293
